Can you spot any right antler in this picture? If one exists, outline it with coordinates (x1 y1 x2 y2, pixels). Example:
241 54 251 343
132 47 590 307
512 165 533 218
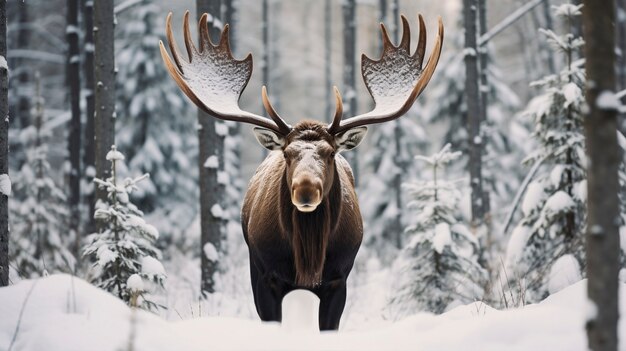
159 11 292 135
328 14 443 135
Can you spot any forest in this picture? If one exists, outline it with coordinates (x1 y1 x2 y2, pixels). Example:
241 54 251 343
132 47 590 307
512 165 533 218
0 0 625 350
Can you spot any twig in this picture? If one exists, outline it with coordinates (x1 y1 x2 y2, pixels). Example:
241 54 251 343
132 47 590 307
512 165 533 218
478 0 544 46
502 155 547 235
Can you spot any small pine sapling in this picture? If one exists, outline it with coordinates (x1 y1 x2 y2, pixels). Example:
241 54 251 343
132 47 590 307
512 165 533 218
504 4 587 303
83 146 166 310
10 74 75 278
387 144 487 317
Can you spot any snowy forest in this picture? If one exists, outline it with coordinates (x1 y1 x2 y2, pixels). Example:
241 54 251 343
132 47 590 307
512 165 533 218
0 0 625 350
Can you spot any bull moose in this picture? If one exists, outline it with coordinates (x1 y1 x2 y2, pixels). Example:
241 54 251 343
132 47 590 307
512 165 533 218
160 11 443 330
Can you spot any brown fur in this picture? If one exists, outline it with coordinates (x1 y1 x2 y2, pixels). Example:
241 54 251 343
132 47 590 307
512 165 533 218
243 120 362 288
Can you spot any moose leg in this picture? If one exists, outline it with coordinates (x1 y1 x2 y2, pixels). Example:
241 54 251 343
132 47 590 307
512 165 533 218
317 278 347 331
250 261 284 322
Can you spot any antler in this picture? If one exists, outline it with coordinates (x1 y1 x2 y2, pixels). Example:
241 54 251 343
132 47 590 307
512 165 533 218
328 14 444 135
159 11 292 135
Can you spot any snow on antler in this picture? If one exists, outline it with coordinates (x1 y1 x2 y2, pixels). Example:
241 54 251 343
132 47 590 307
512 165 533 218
159 11 291 135
328 15 444 134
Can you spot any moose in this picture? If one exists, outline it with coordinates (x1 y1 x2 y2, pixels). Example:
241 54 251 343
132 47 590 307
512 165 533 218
160 11 443 330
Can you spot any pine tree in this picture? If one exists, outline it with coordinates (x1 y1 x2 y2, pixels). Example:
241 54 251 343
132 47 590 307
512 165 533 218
83 146 166 311
504 4 587 303
10 75 75 278
387 144 487 317
115 1 198 243
360 117 427 261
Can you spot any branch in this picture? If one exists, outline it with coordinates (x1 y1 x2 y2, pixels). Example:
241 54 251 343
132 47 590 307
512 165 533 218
501 155 547 235
479 0 544 46
7 50 65 64
114 0 145 15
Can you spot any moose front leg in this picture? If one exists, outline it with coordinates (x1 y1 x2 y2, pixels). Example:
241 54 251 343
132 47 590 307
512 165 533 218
250 263 290 323
317 278 347 331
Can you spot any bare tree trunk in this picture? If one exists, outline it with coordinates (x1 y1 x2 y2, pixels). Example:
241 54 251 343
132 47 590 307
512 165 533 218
83 0 96 234
324 0 332 122
270 0 282 112
0 1 9 287
464 0 486 227
13 3 30 131
583 2 620 350
93 0 116 214
66 0 81 259
342 0 359 184
197 0 225 296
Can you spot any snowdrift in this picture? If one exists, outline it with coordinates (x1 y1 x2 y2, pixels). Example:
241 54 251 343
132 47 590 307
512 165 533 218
0 274 625 351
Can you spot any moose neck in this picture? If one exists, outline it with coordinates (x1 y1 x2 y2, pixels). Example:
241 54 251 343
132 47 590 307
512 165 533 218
279 164 343 287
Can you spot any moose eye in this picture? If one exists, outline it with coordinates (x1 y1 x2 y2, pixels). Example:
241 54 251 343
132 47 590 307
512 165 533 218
330 152 336 158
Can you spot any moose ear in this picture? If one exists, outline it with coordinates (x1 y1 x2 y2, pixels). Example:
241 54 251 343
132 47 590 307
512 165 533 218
335 126 368 152
253 127 285 150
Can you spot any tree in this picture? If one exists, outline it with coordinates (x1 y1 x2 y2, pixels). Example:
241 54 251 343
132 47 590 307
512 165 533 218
342 0 359 183
82 0 96 234
196 0 227 295
504 4 587 303
0 1 9 287
115 1 198 243
387 144 487 317
66 0 81 258
464 0 486 229
10 74 75 278
83 146 165 311
583 0 620 349
94 0 116 213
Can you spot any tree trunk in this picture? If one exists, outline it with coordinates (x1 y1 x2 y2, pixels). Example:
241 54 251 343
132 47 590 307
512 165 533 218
583 2 620 351
197 0 225 296
66 0 81 259
93 0 116 213
324 0 332 122
13 3 30 131
342 0 359 184
224 0 242 172
0 1 9 287
464 0 485 227
83 0 96 234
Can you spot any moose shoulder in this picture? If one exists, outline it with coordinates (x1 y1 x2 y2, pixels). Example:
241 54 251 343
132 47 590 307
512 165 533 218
160 11 443 330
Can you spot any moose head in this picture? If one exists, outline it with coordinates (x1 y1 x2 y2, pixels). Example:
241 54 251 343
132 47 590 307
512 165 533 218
159 11 443 214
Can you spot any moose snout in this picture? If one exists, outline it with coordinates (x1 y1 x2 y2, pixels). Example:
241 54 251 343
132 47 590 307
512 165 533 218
291 177 322 212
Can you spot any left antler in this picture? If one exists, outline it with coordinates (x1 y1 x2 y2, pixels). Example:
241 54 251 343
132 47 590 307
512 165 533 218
159 11 292 135
328 14 444 135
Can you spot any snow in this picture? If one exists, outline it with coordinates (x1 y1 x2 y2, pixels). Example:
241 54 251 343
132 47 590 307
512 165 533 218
548 254 582 294
2 275 626 351
211 204 224 218
596 90 621 111
433 222 452 254
544 191 575 213
203 243 219 262
0 174 11 196
106 148 125 161
141 256 166 277
96 246 118 267
0 55 7 70
521 181 543 216
127 274 144 292
505 225 531 274
204 155 219 169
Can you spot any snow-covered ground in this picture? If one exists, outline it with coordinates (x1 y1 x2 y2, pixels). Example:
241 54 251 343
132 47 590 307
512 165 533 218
1 274 624 351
